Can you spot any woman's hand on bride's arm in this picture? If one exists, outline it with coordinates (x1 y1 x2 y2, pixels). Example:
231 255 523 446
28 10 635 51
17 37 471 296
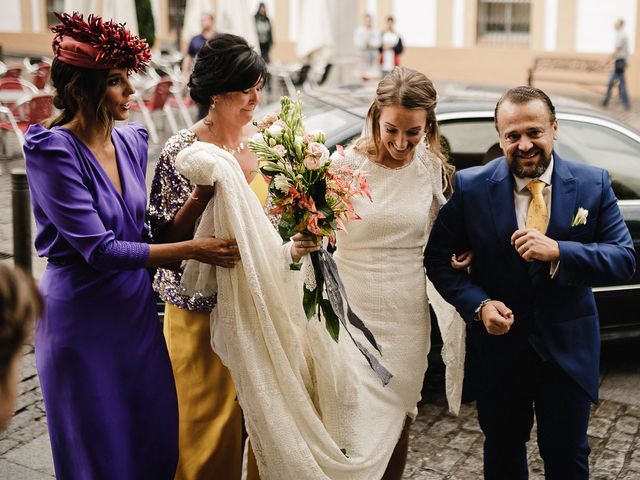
190 236 240 268
290 232 321 263
451 250 473 270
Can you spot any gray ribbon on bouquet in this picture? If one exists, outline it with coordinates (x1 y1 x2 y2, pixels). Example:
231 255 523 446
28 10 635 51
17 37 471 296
317 248 393 386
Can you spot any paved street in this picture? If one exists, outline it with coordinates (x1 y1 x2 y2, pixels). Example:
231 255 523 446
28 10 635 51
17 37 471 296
0 91 639 479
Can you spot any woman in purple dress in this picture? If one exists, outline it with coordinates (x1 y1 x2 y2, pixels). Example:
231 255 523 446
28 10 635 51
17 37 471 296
23 13 240 479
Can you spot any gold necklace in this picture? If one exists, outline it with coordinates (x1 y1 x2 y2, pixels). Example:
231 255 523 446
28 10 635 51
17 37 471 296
222 142 245 155
203 116 245 155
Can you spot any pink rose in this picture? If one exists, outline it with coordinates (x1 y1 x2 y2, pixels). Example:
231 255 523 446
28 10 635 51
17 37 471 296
303 156 321 170
307 142 329 165
273 144 287 157
262 112 278 126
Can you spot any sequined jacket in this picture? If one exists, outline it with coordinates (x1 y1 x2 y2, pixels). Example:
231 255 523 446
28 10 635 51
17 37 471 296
147 129 217 312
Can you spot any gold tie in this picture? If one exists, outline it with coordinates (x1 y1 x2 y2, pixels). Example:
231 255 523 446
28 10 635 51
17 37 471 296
526 179 548 233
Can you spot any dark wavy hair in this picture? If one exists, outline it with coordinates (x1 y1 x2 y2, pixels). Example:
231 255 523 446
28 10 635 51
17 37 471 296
45 58 112 133
188 33 267 110
0 265 42 384
494 86 556 129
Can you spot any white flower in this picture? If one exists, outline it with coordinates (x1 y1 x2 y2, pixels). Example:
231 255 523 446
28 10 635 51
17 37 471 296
268 124 283 137
571 207 589 227
273 174 291 193
251 132 266 145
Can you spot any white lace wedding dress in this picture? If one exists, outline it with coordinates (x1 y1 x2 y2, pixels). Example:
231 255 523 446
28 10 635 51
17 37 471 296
174 141 465 480
332 144 467 457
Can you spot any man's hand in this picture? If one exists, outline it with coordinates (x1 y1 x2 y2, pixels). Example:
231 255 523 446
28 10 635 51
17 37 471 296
480 300 514 335
511 228 560 263
451 250 473 270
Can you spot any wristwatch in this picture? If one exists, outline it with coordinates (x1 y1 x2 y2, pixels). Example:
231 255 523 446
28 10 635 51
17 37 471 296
474 298 492 322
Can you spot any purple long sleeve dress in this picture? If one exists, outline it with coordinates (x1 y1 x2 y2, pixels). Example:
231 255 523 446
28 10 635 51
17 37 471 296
24 123 178 480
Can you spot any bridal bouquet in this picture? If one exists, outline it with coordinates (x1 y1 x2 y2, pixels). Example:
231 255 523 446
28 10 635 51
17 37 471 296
249 97 390 384
249 97 370 247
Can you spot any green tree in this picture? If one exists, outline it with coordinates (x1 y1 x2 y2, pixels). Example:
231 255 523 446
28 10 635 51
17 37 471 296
136 0 156 49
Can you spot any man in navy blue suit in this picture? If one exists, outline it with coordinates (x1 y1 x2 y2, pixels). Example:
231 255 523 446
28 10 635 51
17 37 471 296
425 86 636 479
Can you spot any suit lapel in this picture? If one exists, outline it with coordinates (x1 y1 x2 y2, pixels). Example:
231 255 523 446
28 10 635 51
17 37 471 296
488 158 518 244
546 154 577 241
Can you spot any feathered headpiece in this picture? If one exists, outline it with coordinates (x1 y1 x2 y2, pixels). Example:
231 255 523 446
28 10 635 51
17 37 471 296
51 12 151 73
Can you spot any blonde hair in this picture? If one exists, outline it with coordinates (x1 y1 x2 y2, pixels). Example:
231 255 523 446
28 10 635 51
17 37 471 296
355 67 455 195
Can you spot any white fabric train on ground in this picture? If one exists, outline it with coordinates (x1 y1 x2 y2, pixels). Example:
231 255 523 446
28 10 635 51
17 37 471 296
175 141 466 479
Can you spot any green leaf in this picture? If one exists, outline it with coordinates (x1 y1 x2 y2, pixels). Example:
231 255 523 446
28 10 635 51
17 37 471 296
303 286 320 320
277 217 297 241
289 262 302 271
320 299 340 342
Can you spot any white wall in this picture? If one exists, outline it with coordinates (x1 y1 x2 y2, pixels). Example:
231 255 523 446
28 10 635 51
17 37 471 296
543 0 558 51
288 0 299 41
1 1 22 33
393 0 437 47
575 0 636 54
452 0 465 48
30 0 42 32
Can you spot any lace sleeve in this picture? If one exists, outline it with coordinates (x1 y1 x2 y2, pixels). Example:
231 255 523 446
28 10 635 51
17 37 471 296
330 146 368 171
414 144 447 235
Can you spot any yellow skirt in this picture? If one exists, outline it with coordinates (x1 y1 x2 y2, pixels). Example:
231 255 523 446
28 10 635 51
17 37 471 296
164 303 243 480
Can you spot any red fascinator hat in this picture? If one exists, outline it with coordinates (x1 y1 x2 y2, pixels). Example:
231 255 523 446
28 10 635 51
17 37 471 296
51 12 151 73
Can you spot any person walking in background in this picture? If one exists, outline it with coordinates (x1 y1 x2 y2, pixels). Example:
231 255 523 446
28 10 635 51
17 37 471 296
602 19 631 110
24 13 238 480
0 265 42 432
426 86 636 479
379 16 403 77
354 13 380 80
254 3 273 64
182 12 217 119
148 33 269 480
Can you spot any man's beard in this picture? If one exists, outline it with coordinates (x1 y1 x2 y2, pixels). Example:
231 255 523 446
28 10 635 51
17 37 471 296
510 151 551 178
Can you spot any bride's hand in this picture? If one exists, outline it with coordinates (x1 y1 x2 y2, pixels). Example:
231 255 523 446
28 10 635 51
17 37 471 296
451 250 473 270
290 232 321 263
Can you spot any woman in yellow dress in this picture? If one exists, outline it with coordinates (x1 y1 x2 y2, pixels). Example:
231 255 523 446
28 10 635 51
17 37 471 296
148 33 268 480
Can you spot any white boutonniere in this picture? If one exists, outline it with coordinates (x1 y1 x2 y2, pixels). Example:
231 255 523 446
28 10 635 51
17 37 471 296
571 207 589 227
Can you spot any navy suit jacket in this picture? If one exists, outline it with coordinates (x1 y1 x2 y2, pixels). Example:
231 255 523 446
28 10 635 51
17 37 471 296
424 153 636 402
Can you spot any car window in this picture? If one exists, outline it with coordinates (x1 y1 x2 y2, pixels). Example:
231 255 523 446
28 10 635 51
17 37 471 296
439 119 497 154
555 119 640 200
439 116 640 200
438 119 497 170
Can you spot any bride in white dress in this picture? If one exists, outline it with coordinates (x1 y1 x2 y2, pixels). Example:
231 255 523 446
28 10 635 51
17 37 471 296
331 66 470 479
174 67 469 479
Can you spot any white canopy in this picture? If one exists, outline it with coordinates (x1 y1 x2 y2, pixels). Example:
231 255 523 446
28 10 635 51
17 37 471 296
63 0 139 34
216 0 259 48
